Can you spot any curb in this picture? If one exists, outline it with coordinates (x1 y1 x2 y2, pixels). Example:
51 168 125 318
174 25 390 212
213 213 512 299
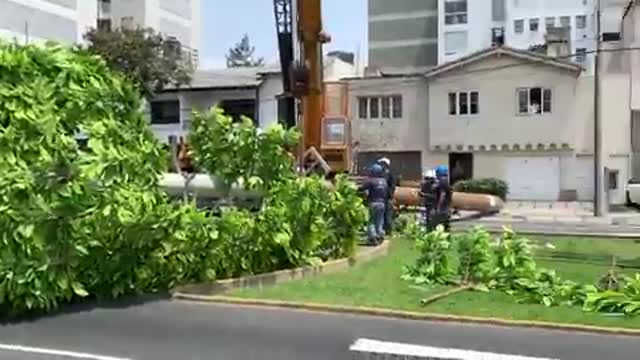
173 295 640 337
174 240 390 296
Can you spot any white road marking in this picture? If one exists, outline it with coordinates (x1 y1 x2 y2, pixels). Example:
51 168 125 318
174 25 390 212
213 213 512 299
0 343 132 360
350 338 559 360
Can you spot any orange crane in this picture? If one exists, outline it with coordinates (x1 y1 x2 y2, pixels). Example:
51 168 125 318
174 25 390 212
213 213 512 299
273 0 351 174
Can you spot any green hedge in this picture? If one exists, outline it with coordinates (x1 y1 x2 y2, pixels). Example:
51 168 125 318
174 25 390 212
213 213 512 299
453 178 509 200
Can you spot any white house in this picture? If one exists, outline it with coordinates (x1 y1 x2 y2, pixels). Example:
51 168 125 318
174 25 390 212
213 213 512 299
349 45 633 204
149 66 284 143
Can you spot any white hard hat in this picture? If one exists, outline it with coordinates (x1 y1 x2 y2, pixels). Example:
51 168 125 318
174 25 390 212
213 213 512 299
424 169 436 178
378 157 391 166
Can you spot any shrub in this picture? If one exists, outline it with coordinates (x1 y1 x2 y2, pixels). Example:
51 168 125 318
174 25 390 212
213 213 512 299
0 42 367 316
453 178 509 200
0 41 190 315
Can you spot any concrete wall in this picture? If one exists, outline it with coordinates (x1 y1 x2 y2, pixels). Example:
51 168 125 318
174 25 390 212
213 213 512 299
0 0 97 44
438 0 502 64
258 74 284 129
110 0 200 55
368 0 438 68
348 76 430 163
437 0 595 71
428 55 585 150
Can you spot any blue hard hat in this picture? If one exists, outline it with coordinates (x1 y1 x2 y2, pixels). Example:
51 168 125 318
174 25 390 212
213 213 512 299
435 165 449 177
370 163 383 176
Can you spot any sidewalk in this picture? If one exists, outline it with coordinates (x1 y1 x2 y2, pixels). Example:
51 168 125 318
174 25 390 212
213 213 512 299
459 201 640 227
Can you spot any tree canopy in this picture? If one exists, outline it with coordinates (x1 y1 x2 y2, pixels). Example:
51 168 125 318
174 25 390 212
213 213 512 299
226 34 265 68
83 27 193 98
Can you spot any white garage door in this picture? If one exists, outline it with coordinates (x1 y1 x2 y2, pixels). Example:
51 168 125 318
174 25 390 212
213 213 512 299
505 156 560 201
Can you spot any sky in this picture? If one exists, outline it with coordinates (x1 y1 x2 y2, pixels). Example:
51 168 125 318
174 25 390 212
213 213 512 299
201 0 367 69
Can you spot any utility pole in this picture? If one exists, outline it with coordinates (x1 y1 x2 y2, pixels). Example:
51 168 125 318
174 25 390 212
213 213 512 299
593 0 602 216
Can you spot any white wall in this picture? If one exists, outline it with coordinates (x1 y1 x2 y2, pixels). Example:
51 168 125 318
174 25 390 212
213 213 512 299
348 76 430 163
428 55 584 150
438 0 595 71
258 74 284 129
438 0 499 64
0 0 96 44
110 0 200 55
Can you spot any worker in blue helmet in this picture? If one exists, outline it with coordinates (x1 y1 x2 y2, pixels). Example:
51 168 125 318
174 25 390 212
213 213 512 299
376 157 396 235
419 169 438 230
358 163 389 245
433 165 452 232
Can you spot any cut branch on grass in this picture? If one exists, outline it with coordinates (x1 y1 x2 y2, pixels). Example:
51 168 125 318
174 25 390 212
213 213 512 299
421 284 474 306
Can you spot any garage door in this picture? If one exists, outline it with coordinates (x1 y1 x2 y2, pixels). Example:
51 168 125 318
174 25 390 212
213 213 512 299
505 157 560 201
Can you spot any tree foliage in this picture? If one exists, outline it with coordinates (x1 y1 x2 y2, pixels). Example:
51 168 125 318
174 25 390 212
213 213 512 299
83 26 193 98
0 41 366 316
225 34 265 68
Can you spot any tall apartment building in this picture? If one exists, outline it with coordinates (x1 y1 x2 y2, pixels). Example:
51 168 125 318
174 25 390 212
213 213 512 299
0 0 200 65
0 0 98 44
97 0 201 63
438 0 596 69
368 0 439 70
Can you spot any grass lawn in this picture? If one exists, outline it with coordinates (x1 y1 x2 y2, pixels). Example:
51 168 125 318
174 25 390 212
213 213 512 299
229 234 640 329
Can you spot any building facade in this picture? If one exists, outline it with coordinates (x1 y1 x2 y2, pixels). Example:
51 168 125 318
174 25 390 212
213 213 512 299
0 0 98 44
0 1 200 65
368 0 439 70
97 0 201 64
438 0 596 71
349 45 633 204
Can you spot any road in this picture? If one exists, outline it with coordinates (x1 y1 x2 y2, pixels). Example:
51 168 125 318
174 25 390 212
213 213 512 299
0 300 637 360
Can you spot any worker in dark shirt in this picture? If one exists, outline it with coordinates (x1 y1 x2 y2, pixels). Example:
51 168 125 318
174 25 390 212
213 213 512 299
377 157 396 235
419 169 437 231
358 164 389 245
434 165 453 232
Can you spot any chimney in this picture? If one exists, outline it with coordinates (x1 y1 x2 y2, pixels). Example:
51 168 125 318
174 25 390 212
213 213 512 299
544 26 571 58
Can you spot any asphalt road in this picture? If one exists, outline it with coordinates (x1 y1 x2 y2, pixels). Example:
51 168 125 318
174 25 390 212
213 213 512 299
0 300 638 360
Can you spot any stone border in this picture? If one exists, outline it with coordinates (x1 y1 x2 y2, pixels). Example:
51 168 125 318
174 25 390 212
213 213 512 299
174 295 640 337
173 240 390 296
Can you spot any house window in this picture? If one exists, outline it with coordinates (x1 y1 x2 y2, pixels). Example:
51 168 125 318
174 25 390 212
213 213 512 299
445 31 468 55
448 93 457 115
381 97 391 118
470 91 479 114
492 27 505 46
545 17 555 28
220 99 256 124
517 87 552 115
609 169 619 190
120 16 134 29
576 15 587 29
150 100 180 124
459 92 468 115
560 16 571 28
445 0 467 25
448 91 479 115
529 18 539 32
369 97 379 118
358 97 368 119
392 95 403 118
357 96 403 119
514 19 524 34
576 47 587 62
